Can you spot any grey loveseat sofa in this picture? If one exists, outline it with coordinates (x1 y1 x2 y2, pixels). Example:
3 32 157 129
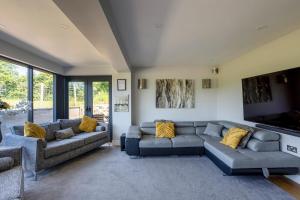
5 118 109 180
126 121 300 176
0 146 24 200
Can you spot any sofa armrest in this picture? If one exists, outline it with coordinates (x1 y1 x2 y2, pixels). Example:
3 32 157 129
126 126 141 139
0 146 22 167
97 122 109 131
5 134 44 172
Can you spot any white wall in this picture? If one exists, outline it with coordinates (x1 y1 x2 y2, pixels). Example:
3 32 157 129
217 28 300 183
0 38 64 74
132 66 218 125
64 67 131 145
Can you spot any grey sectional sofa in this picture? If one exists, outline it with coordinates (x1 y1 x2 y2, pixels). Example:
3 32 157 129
0 146 24 200
126 121 300 176
5 119 109 180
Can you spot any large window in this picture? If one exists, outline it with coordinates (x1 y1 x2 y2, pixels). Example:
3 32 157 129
0 58 55 134
33 69 54 124
0 60 28 134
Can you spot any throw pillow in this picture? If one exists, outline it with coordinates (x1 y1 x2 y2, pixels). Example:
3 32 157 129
156 122 175 138
203 123 223 137
55 128 75 140
79 116 97 133
24 122 46 140
220 128 248 149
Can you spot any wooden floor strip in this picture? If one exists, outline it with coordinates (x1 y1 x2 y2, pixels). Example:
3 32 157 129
269 176 300 200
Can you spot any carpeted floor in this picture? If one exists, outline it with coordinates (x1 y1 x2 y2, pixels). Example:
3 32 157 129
25 147 295 200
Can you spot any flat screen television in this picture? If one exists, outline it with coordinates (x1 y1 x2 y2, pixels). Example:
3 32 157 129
242 67 300 133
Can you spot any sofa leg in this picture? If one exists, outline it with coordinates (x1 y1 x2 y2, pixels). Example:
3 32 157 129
32 171 38 181
262 168 270 178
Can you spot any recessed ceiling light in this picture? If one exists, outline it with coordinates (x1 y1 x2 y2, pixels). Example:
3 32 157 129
256 25 268 31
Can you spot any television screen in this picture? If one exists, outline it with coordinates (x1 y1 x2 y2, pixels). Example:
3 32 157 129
242 67 300 132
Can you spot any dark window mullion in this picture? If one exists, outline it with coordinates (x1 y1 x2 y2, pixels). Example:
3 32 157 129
28 67 33 122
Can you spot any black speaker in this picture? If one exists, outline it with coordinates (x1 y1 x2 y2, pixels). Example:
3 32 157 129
120 133 126 151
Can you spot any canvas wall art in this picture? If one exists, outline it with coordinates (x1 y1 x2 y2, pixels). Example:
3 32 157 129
114 95 129 112
156 79 195 108
242 76 272 104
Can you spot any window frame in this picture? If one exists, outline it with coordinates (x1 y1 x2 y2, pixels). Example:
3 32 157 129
0 55 57 123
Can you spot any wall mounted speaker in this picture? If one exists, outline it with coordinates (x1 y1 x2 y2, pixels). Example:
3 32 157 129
138 79 147 89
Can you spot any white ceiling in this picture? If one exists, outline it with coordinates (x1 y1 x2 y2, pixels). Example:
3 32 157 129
106 0 300 68
0 0 129 72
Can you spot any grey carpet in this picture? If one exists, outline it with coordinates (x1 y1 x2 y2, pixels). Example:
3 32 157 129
25 147 295 200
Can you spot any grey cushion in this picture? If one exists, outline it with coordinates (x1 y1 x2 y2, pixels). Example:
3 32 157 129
140 122 155 128
46 122 61 141
194 121 209 127
126 126 142 139
44 138 84 158
199 134 222 143
239 128 254 148
171 135 204 148
139 135 172 148
141 127 156 135
174 121 194 127
247 139 280 152
221 128 228 137
195 127 206 136
176 127 195 135
58 118 82 134
203 123 223 137
10 125 24 136
55 128 75 140
72 132 108 145
252 130 280 141
0 157 14 172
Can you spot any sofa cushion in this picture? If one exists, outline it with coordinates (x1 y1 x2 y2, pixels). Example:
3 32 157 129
252 130 280 141
140 122 155 128
139 135 172 148
237 148 300 168
176 127 195 135
205 138 300 169
58 119 82 134
141 127 156 135
46 122 61 141
221 128 228 137
44 139 85 158
204 123 223 137
199 134 222 143
195 127 206 136
0 157 14 172
174 121 194 127
24 122 46 140
247 139 279 152
171 135 204 148
72 132 107 145
55 128 75 140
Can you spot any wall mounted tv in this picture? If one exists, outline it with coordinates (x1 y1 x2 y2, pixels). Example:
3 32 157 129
242 67 300 133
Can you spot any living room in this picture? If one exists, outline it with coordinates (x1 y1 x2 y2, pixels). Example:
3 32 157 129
1 0 300 200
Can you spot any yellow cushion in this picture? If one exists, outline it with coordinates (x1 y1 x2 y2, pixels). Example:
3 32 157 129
220 128 248 149
79 116 97 133
155 122 175 138
24 122 46 140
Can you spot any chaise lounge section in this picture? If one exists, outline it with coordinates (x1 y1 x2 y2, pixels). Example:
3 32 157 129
5 119 109 179
126 120 300 176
